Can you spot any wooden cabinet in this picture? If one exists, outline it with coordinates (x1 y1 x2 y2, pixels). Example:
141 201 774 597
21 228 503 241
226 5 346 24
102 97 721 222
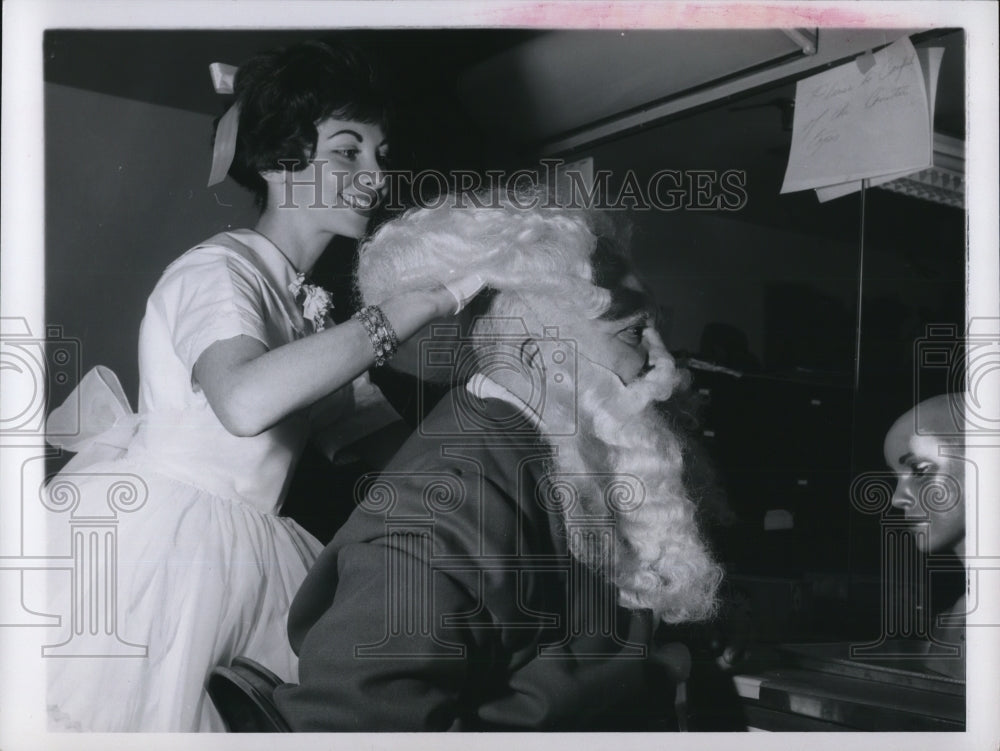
732 643 964 731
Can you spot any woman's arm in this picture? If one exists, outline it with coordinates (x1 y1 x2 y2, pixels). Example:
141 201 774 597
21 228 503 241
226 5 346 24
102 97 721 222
194 284 454 437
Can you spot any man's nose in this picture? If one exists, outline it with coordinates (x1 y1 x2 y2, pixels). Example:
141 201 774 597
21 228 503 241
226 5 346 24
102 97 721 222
636 354 653 379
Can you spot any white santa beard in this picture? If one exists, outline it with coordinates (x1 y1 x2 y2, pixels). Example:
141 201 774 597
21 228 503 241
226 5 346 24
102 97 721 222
544 340 722 624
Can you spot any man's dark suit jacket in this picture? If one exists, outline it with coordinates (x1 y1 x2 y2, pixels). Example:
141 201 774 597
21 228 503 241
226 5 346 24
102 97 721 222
273 388 679 731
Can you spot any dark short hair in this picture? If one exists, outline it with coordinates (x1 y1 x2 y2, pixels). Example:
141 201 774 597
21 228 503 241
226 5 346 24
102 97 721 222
218 39 389 207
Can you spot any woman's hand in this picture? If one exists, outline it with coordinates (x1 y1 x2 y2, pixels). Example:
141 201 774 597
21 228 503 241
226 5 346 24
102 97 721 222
408 274 487 318
439 272 488 315
414 281 463 319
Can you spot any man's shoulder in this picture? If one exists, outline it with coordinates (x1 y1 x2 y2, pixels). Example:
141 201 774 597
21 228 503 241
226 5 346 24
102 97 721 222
349 386 552 528
392 386 542 457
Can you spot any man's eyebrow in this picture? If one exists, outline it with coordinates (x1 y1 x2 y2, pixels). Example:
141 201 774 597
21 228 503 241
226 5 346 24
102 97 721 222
616 311 650 327
898 452 915 465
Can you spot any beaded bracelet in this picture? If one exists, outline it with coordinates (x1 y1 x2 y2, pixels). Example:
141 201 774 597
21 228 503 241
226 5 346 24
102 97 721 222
353 305 399 367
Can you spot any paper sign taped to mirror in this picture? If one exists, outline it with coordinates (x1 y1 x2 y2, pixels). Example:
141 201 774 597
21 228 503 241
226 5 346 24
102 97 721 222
780 36 942 197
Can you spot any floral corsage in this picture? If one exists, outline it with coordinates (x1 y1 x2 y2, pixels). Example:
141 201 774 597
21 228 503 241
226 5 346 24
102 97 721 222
289 273 334 333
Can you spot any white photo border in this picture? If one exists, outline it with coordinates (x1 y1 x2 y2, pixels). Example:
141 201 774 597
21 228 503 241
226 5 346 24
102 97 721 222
2 1 997 750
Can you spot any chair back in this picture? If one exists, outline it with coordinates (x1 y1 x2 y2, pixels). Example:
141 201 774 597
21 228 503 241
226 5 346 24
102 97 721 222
207 657 291 732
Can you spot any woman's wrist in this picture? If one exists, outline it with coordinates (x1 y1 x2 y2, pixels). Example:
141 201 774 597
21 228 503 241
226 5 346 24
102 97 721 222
373 286 449 349
353 305 399 367
352 284 456 369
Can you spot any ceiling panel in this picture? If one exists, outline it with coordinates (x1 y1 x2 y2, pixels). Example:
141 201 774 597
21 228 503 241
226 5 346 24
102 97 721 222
457 29 807 143
43 29 541 116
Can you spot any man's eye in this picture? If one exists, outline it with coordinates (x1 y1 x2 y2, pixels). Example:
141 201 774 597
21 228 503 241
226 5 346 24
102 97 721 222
911 462 934 476
620 325 644 343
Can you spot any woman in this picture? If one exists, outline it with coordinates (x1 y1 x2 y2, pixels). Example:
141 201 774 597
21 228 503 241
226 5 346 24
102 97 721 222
883 392 968 679
45 39 480 731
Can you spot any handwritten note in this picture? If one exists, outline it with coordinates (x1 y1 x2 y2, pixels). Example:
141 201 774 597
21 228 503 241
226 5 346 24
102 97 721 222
781 37 944 199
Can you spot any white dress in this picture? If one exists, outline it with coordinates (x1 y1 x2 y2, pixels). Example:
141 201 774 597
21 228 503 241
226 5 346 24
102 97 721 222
44 229 331 731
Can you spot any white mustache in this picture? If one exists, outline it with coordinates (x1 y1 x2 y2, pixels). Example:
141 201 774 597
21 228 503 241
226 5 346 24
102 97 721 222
619 336 683 406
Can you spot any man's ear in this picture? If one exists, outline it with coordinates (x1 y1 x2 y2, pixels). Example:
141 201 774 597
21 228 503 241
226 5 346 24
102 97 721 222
518 338 542 373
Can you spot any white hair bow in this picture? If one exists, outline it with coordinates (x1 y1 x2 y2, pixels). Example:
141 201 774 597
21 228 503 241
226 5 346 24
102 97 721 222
207 62 240 187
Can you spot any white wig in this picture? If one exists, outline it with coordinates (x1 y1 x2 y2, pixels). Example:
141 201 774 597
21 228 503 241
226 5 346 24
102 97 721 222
356 189 616 322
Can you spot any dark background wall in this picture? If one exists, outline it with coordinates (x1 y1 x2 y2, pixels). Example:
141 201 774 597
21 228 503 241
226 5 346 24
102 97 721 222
45 82 258 407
